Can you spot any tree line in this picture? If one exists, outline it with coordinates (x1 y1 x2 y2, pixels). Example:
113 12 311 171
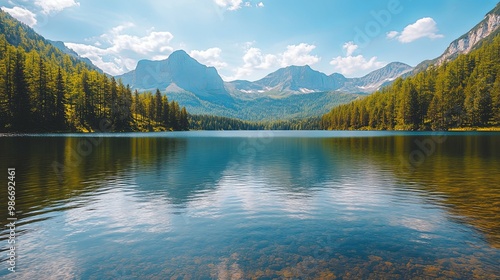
0 11 189 132
189 115 320 130
322 33 500 130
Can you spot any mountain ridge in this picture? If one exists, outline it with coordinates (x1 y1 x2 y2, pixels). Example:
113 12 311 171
116 50 412 119
414 2 500 72
118 50 413 97
438 2 500 64
112 2 500 121
0 10 99 73
227 62 413 96
116 50 233 105
48 40 101 71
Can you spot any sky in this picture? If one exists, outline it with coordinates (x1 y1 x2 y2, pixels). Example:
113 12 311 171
1 0 498 81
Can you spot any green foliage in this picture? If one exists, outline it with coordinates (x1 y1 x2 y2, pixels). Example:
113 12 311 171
0 10 189 132
129 90 188 132
322 33 500 131
189 115 320 130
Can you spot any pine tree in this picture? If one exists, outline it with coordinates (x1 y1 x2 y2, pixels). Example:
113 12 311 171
55 67 66 129
110 77 118 127
474 78 492 126
148 93 155 129
169 101 180 130
162 95 169 129
132 89 140 120
491 74 500 125
12 49 31 130
155 88 162 124
180 106 189 131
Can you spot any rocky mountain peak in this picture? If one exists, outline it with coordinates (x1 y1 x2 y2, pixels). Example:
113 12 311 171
437 3 500 65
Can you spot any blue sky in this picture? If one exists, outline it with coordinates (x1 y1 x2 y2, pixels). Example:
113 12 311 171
1 0 498 81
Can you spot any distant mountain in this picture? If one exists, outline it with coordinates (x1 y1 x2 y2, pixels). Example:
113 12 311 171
116 50 233 104
339 62 413 93
227 62 412 96
48 40 100 71
414 2 500 72
115 50 412 120
234 65 346 95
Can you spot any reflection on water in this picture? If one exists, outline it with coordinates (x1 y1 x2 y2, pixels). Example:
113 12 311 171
0 131 499 279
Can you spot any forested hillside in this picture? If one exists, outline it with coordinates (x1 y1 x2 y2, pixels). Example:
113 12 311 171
0 11 188 132
189 115 320 130
321 34 500 131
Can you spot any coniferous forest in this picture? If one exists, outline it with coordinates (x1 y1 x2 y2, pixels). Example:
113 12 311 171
0 12 189 133
321 34 500 131
189 115 320 130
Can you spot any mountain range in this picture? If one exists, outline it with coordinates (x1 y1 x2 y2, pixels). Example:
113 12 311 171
115 51 413 120
117 51 414 97
226 62 413 98
112 3 500 121
1 1 498 128
68 3 500 120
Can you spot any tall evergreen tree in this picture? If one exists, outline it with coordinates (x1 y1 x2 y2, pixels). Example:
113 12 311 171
162 95 169 128
180 107 189 131
55 67 66 129
155 89 162 124
12 49 31 130
169 101 180 131
110 77 118 126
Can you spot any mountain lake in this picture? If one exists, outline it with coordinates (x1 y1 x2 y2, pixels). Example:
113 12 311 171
0 131 499 279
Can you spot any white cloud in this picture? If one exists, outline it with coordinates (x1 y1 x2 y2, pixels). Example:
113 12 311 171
34 0 80 14
343 41 358 56
65 24 174 75
330 55 385 76
228 43 319 80
330 42 385 76
107 31 173 55
1 6 37 27
214 0 263 10
190 47 228 69
151 54 170 61
386 31 399 39
214 0 243 11
244 48 278 69
388 17 444 43
227 47 278 80
281 43 320 67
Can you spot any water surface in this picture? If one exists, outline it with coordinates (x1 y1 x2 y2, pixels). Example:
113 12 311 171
0 131 499 279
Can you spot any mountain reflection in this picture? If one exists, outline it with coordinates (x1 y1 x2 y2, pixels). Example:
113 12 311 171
321 135 500 248
0 132 499 250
